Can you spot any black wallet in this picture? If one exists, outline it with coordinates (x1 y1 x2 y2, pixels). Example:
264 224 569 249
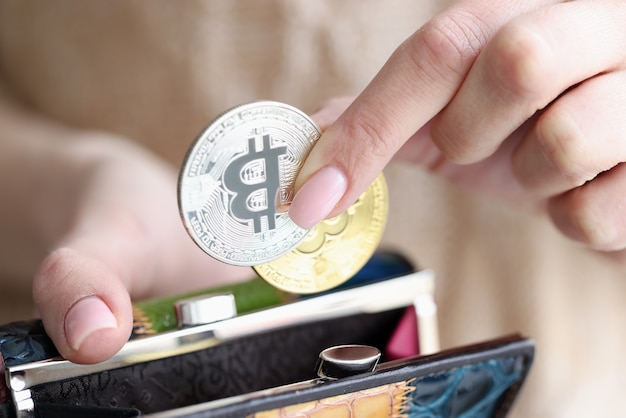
0 254 534 418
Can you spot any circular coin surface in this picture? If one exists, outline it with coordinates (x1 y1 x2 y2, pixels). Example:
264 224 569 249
178 101 319 266
253 173 388 294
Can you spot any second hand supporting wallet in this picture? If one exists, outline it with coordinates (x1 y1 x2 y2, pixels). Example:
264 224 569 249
0 253 535 418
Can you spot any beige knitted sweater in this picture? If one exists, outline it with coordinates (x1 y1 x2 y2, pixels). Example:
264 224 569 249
1 1 625 416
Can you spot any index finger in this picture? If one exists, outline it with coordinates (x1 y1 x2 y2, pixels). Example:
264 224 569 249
288 0 556 229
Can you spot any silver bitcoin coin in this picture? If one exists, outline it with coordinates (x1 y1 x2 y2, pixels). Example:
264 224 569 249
178 101 320 266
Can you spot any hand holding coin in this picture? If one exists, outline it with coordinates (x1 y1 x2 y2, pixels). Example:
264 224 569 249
178 101 388 293
254 173 387 293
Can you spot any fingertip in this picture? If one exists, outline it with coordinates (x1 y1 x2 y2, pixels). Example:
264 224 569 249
61 294 132 364
64 326 130 364
292 112 389 228
62 295 132 364
65 296 118 351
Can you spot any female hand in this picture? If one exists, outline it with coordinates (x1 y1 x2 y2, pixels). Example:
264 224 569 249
289 0 626 256
0 96 249 364
32 138 249 364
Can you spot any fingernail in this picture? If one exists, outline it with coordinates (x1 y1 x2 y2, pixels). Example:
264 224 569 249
289 166 347 229
65 296 117 351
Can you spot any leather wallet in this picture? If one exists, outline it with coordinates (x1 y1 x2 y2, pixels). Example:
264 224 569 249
0 254 534 418
149 335 534 418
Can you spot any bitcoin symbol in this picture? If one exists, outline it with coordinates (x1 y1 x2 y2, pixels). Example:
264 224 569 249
179 101 320 266
297 195 364 254
298 212 350 254
223 134 287 234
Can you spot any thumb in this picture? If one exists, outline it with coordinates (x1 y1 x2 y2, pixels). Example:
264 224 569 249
33 247 132 364
30 148 249 363
30 139 251 363
31 150 174 364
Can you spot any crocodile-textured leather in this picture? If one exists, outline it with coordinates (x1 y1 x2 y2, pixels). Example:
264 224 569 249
0 320 59 367
407 358 521 417
0 320 59 405
249 356 525 418
251 381 413 417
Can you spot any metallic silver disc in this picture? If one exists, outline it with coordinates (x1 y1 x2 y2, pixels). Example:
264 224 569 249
178 101 319 266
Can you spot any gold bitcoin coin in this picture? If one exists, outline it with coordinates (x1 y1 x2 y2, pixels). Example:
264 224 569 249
253 173 388 294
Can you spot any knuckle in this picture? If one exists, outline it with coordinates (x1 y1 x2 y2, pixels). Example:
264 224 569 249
412 11 487 78
535 108 597 187
430 118 476 163
488 22 555 99
560 194 618 250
